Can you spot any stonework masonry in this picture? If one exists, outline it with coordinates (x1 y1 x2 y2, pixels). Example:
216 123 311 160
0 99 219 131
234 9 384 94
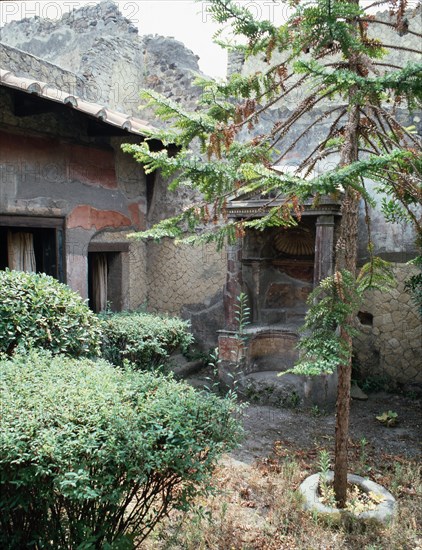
355 265 422 386
0 1 202 116
227 7 421 263
0 42 85 95
147 239 225 315
225 7 421 385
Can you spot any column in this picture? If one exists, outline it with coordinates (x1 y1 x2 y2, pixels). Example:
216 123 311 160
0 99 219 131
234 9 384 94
251 260 261 324
224 238 243 330
314 215 335 286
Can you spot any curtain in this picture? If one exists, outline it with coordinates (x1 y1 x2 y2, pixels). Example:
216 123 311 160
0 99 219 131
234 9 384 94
7 231 36 272
92 253 108 313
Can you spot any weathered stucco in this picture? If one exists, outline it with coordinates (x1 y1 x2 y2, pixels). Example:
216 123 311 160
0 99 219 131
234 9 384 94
0 81 148 308
0 0 222 341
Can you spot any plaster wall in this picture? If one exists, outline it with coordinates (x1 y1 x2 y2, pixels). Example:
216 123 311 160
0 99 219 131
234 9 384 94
0 1 218 337
1 3 420 380
0 87 147 308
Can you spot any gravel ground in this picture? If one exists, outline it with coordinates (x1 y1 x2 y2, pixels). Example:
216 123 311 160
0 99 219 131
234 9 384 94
232 392 422 463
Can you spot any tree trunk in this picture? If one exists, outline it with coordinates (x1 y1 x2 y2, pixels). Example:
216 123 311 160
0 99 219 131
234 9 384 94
333 325 353 507
333 97 360 507
333 187 360 507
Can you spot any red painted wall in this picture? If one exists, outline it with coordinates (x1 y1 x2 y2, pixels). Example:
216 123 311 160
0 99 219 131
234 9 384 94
0 131 117 189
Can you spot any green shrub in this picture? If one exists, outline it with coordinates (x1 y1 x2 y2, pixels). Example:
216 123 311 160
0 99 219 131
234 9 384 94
0 350 241 548
0 269 101 358
100 311 194 369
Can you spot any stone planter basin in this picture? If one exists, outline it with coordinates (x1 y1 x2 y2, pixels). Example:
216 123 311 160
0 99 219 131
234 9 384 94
299 472 397 525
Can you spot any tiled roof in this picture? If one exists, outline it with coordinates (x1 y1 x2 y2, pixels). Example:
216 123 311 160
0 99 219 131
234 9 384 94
0 68 154 136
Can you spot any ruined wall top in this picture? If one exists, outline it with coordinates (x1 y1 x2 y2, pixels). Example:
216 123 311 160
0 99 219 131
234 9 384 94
0 0 202 116
0 42 85 96
0 1 138 61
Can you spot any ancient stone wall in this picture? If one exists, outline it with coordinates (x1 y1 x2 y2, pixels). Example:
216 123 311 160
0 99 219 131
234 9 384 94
0 0 202 115
354 264 421 387
225 8 421 383
0 1 221 337
0 1 142 110
147 238 225 313
147 238 226 349
0 43 85 95
1 2 420 370
0 1 223 344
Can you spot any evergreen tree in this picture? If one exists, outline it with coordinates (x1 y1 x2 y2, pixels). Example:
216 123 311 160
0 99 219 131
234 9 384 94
123 0 421 507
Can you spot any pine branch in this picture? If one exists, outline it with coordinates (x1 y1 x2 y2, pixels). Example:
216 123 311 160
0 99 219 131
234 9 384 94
272 105 347 165
294 60 422 98
231 74 310 133
268 86 342 152
372 61 405 70
359 17 422 39
363 0 395 11
371 105 422 147
124 0 421 266
296 108 349 171
381 43 422 55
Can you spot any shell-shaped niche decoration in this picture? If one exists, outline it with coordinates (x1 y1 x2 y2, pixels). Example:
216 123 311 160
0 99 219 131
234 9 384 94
274 227 314 257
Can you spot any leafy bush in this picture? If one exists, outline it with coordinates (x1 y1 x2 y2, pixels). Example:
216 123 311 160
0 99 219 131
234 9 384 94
0 351 242 548
0 269 101 358
100 311 194 369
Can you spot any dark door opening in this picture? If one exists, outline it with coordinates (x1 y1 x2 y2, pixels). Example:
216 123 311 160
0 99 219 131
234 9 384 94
88 251 123 313
0 218 64 281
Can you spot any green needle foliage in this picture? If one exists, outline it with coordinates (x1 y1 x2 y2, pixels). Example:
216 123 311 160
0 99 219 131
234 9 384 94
290 261 395 376
124 2 421 248
123 0 421 507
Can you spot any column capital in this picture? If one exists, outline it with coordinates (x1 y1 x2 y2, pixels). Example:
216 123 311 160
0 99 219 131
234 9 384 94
315 214 335 227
